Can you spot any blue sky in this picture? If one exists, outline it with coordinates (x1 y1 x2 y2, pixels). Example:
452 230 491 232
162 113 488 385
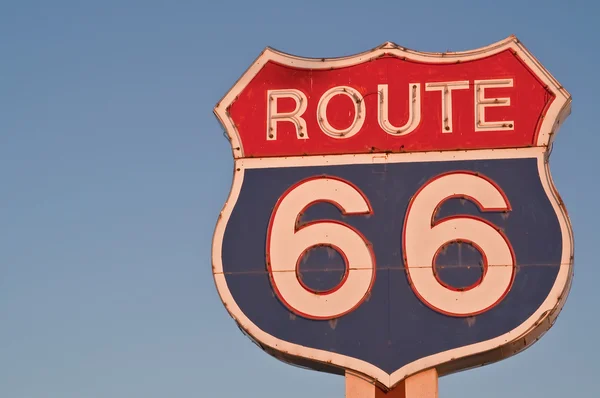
0 1 597 397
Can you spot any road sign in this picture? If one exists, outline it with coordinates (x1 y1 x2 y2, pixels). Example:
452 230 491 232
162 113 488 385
212 36 573 394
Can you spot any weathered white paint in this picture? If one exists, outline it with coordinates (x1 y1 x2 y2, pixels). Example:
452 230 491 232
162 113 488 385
268 177 375 319
404 172 514 316
317 86 366 139
378 83 421 136
267 89 308 140
474 79 515 131
425 81 469 133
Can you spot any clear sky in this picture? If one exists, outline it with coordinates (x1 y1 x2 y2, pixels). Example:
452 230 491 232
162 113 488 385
0 1 597 397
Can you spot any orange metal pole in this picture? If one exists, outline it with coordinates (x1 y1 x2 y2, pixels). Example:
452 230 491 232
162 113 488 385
346 369 438 398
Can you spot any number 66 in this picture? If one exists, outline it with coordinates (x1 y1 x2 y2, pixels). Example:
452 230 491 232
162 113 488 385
266 172 515 320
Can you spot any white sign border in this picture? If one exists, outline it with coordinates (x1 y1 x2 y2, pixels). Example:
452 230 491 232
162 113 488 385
212 36 574 390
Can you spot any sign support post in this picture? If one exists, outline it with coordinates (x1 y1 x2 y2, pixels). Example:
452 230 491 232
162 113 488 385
346 370 438 398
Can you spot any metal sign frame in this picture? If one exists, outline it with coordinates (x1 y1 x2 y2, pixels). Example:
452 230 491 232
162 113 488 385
212 35 573 391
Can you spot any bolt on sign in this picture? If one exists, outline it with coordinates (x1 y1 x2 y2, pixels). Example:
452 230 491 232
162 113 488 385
212 36 573 397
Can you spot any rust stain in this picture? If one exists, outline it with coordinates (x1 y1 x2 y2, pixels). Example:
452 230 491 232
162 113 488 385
326 247 338 259
329 319 339 330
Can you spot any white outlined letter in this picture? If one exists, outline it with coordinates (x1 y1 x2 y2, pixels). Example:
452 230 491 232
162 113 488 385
474 79 514 131
317 86 366 139
378 83 421 136
267 89 308 141
426 81 469 133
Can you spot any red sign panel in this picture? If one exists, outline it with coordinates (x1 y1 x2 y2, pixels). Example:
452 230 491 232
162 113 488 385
224 42 558 158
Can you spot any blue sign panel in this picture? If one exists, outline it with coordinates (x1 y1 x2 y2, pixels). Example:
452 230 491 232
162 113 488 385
222 157 561 374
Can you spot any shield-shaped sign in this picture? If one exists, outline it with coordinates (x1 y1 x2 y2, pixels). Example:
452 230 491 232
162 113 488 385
212 36 573 391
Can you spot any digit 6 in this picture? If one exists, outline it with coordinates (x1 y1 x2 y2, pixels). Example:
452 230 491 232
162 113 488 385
266 176 375 320
403 171 515 317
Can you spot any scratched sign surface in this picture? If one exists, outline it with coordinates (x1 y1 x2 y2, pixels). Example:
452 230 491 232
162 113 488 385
212 36 573 389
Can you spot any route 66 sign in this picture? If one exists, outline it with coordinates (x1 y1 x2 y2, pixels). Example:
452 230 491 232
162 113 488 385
211 36 573 391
